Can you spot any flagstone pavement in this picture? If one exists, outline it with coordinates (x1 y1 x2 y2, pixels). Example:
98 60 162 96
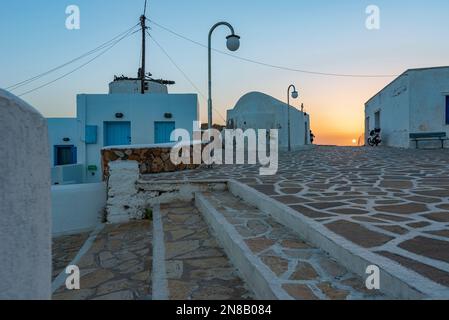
53 222 152 300
142 146 449 288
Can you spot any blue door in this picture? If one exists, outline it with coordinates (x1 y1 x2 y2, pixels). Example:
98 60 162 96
155 121 175 144
104 122 131 147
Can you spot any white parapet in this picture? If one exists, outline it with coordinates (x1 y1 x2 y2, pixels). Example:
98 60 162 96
52 182 106 236
0 89 52 299
106 160 144 224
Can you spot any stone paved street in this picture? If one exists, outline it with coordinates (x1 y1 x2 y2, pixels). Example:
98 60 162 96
52 232 90 281
53 221 152 300
161 202 253 300
143 146 449 288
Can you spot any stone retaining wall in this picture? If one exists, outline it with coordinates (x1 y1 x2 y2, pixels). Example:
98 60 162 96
101 144 201 180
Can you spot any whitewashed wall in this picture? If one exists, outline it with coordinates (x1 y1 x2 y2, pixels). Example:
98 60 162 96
0 89 51 299
409 68 449 146
365 73 410 148
365 67 449 148
51 182 106 236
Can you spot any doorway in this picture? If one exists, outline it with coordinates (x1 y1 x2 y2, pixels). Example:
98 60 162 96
104 122 131 147
154 121 176 144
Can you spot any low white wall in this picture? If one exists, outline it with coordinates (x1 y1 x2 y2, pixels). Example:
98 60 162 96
52 182 106 236
51 164 85 185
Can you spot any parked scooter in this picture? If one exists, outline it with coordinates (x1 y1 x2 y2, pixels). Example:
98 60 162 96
367 128 382 146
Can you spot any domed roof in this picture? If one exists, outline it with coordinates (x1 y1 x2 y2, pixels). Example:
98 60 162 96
233 91 289 113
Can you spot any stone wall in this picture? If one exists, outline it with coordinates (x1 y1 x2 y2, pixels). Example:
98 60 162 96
105 160 226 224
101 145 201 180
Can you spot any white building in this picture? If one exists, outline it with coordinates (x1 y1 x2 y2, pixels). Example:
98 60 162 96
227 91 311 151
48 77 198 183
365 66 449 148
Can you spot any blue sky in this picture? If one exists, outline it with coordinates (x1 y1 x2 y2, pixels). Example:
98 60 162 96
1 0 449 145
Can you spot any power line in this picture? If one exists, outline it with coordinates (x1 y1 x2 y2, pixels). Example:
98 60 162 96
148 33 205 99
147 18 399 79
17 29 138 97
6 23 140 91
148 32 226 123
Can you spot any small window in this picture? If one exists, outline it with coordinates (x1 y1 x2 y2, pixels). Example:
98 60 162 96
446 96 449 125
365 117 370 135
374 111 381 129
54 145 77 166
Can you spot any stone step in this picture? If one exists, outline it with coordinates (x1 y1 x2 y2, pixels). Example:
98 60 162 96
153 201 254 300
226 180 448 299
196 190 386 300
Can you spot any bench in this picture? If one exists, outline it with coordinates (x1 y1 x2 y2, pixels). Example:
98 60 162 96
409 132 448 149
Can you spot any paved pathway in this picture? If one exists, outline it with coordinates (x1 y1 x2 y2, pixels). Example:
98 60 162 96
142 146 449 288
52 232 90 281
53 221 152 300
160 201 253 300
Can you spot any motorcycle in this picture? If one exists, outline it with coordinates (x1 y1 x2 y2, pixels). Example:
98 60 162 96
367 128 382 147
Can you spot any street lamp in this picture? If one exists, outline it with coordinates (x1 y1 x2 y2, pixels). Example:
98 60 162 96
208 22 240 129
287 84 299 152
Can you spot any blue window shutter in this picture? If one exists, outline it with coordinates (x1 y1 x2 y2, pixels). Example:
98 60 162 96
53 146 58 166
85 125 98 144
446 96 449 125
155 122 176 144
71 146 77 164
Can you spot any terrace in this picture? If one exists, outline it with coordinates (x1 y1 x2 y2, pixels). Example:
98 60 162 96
52 146 449 299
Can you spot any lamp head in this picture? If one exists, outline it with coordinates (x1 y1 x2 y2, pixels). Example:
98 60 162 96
291 90 299 99
226 34 240 51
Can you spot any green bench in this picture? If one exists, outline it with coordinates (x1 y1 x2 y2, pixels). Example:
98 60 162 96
409 132 448 149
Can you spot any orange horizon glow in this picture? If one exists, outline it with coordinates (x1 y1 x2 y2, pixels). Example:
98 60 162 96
204 69 391 147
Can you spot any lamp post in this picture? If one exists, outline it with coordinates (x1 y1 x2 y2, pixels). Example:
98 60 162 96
208 22 240 129
287 84 299 151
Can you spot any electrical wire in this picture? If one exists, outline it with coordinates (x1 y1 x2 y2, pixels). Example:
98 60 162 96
17 29 139 97
148 32 227 123
6 23 140 91
147 18 399 79
148 33 205 99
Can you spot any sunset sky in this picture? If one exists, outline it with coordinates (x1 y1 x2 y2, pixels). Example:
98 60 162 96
1 0 449 146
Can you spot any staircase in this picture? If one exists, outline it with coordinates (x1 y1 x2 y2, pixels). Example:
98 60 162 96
195 190 386 300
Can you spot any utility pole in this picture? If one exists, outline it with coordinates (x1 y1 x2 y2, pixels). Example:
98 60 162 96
140 14 146 94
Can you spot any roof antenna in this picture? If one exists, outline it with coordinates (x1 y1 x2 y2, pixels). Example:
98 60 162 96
143 0 148 16
140 0 148 94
